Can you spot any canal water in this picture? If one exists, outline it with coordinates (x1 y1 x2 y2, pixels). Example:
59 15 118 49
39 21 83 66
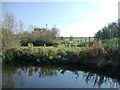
2 65 120 88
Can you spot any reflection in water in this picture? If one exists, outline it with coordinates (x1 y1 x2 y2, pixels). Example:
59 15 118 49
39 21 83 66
82 72 118 88
0 64 2 89
2 66 24 88
20 66 58 78
2 65 120 88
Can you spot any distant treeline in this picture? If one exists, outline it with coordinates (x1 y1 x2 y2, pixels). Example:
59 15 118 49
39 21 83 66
2 13 60 50
2 13 95 49
63 37 94 38
1 12 120 50
20 27 60 46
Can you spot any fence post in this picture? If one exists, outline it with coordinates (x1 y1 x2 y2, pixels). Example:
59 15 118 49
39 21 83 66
118 29 120 49
89 37 90 46
81 39 82 43
85 38 86 43
118 19 120 50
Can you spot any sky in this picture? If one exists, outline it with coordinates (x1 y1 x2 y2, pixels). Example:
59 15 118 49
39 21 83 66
2 0 120 37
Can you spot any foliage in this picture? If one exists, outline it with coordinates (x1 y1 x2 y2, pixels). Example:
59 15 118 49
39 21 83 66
20 27 60 46
2 46 82 64
77 41 93 47
69 35 74 41
2 42 120 67
95 21 119 40
94 19 120 54
2 13 21 51
27 43 34 54
2 13 120 68
2 13 60 51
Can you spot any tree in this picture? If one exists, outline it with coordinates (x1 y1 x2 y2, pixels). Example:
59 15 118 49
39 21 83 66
2 12 16 33
60 36 64 40
27 25 34 33
95 21 118 40
95 30 103 39
18 20 25 34
69 35 73 41
117 19 120 49
51 26 60 38
2 13 20 50
94 20 120 51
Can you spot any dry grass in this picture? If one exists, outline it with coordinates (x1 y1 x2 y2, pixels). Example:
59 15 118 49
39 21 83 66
85 39 106 58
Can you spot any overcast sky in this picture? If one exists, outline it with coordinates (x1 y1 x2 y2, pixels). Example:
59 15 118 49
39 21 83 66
2 0 119 37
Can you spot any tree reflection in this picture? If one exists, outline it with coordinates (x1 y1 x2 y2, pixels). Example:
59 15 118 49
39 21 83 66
82 72 119 88
20 66 58 78
39 67 57 78
28 66 120 88
21 66 120 88
60 70 66 74
2 66 23 88
3 65 120 88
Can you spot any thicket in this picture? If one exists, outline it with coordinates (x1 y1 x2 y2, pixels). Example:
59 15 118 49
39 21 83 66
95 19 120 40
2 13 120 67
2 40 120 67
2 13 60 51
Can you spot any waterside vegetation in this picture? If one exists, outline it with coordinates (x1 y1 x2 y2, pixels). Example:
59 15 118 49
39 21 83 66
1 13 120 71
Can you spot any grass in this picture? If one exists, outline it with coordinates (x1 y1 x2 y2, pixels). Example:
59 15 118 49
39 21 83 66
21 45 84 53
102 37 119 49
2 38 120 69
64 37 94 42
61 37 94 46
0 58 1 64
0 53 2 64
2 45 84 64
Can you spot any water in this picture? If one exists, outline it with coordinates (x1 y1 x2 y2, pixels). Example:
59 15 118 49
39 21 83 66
2 65 120 88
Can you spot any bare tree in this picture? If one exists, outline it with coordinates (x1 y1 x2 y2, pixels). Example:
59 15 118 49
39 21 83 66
2 12 16 32
2 13 20 50
28 25 34 33
18 20 25 34
51 26 60 38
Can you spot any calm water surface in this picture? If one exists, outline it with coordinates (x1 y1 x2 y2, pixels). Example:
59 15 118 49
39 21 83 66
2 65 120 88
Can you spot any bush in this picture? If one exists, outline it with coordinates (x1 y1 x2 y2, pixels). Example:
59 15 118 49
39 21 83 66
2 43 120 67
21 40 54 46
2 48 22 63
78 42 93 47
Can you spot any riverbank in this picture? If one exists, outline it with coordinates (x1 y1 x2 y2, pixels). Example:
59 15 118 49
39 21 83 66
2 45 120 72
2 46 120 88
2 39 120 73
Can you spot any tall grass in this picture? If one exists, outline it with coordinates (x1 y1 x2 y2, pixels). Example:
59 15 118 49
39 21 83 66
84 39 120 67
2 40 120 67
2 44 82 64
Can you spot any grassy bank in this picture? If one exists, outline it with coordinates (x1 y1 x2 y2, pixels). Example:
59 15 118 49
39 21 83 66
2 40 120 69
2 46 82 64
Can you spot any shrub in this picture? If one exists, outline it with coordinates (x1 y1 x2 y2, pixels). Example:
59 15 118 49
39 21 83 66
2 43 120 67
78 41 93 47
